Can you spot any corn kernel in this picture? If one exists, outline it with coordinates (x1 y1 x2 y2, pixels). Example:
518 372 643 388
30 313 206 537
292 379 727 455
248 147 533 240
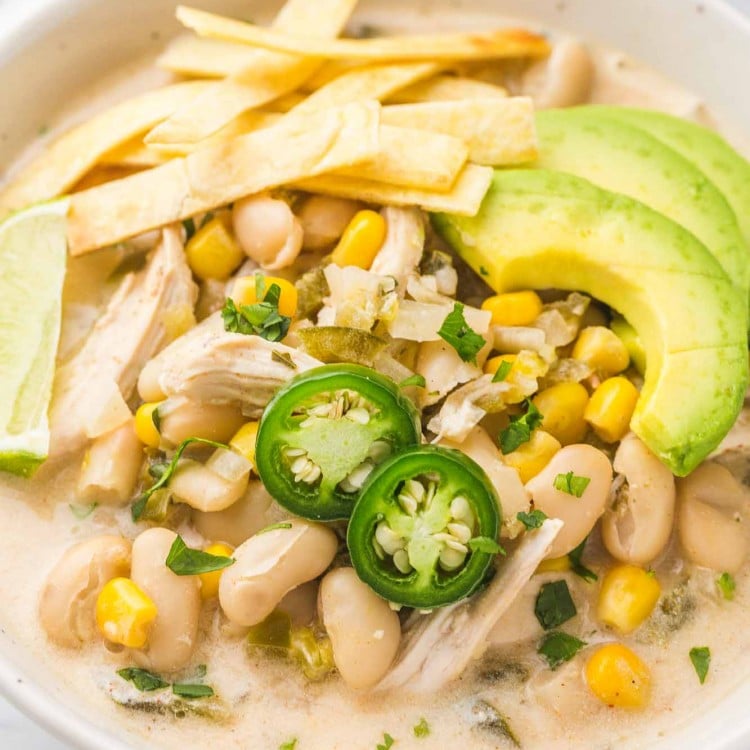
134 402 163 448
536 555 572 574
95 577 158 649
532 382 590 446
484 354 517 377
331 210 387 269
232 274 298 318
200 543 235 600
585 643 651 708
572 326 630 377
503 430 561 484
230 421 259 466
185 216 245 281
584 376 639 443
481 291 543 327
597 565 661 634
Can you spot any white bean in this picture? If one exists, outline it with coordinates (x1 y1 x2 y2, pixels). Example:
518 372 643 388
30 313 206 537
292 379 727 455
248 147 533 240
677 462 749 573
319 568 401 690
219 520 337 627
169 453 251 513
232 194 303 270
130 527 201 673
525 444 613 558
296 195 363 251
158 398 245 447
39 536 131 648
601 434 675 565
522 39 595 109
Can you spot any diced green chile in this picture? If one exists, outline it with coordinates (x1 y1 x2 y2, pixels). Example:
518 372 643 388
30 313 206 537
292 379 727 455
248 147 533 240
347 445 501 608
255 364 421 521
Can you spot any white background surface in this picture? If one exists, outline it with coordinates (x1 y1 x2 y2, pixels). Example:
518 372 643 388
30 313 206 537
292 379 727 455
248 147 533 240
0 0 749 747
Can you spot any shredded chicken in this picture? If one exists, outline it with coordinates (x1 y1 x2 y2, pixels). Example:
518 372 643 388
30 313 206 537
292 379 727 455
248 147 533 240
375 519 563 693
137 312 322 416
370 207 425 296
49 226 197 455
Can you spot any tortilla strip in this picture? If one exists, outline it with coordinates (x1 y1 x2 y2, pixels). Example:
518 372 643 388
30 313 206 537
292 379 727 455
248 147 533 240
158 36 261 77
146 0 357 146
382 97 537 165
293 163 493 217
0 81 211 213
177 6 551 62
388 74 508 103
67 101 380 255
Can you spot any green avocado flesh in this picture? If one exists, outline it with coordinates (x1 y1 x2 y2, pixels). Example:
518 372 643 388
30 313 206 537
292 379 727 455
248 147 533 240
433 169 749 476
534 108 750 309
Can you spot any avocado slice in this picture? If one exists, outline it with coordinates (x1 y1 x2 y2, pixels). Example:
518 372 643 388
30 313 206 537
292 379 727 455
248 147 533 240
580 105 750 248
534 109 750 309
432 169 748 476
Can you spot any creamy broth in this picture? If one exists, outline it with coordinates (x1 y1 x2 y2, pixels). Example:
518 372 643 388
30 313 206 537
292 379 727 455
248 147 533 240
1 8 750 750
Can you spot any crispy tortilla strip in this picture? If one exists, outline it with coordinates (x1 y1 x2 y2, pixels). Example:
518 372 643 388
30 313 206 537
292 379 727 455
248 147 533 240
290 62 440 113
0 81 211 213
147 0 357 146
158 36 260 77
382 97 537 165
294 163 493 217
68 101 380 255
177 6 551 62
388 74 508 103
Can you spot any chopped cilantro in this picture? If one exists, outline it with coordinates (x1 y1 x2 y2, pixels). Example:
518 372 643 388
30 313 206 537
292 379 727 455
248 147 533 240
492 359 513 382
468 536 506 555
537 631 586 669
479 265 489 277
534 580 577 630
689 646 710 684
272 349 297 369
165 534 235 576
413 718 430 738
567 537 598 583
151 404 161 432
553 471 591 497
258 522 293 534
499 400 544 454
437 302 486 364
717 572 736 600
399 374 427 389
279 741 298 750
221 276 291 342
117 667 168 692
516 509 548 530
376 733 395 750
172 683 215 699
69 502 97 520
182 217 196 241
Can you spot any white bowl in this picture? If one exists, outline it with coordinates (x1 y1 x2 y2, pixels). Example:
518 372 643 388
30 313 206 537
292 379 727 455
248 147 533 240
1 1 750 747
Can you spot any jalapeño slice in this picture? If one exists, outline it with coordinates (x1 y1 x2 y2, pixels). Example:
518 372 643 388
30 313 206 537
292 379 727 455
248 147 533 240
255 364 421 521
347 445 501 609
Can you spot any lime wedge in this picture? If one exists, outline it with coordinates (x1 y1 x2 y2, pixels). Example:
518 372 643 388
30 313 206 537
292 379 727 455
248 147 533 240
0 199 68 477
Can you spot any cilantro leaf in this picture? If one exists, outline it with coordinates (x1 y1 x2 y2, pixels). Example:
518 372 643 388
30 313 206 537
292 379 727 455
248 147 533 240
69 502 97 520
131 437 228 521
376 733 395 750
258 522 293 534
568 537 598 583
717 572 736 601
182 217 196 241
468 536 506 555
499 400 544 454
537 631 586 669
117 667 168 692
279 741 298 750
516 509 548 530
492 359 513 383
172 683 215 699
553 471 591 498
221 276 291 342
272 350 297 370
437 302 486 364
534 580 577 630
165 535 235 576
689 646 710 684
399 374 427 389
413 718 430 738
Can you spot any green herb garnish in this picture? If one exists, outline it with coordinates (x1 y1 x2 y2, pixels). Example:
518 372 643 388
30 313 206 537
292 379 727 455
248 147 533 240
499 399 544 454
534 580 577 630
172 683 215 699
413 718 430 738
437 302 486 364
516 509 547 530
69 502 97 520
568 537 598 583
537 631 586 669
689 646 710 684
151 404 161 433
131 437 227 520
717 572 736 600
492 359 513 383
553 471 591 498
165 534 235 576
399 374 427 389
258 522 293 534
221 275 291 342
279 740 298 750
117 667 169 692
376 733 395 750
272 350 297 369
468 536 506 555
182 217 196 241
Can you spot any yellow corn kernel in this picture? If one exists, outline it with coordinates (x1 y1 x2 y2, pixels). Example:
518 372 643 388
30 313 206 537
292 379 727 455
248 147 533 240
597 565 661 634
134 402 163 448
481 291 543 327
536 555 572 574
232 274 298 318
199 543 235 600
503 430 561 484
185 216 245 281
331 210 387 269
230 421 259 466
572 326 630 377
532 381 590 446
585 643 651 708
584 376 639 443
484 353 517 377
95 577 158 649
